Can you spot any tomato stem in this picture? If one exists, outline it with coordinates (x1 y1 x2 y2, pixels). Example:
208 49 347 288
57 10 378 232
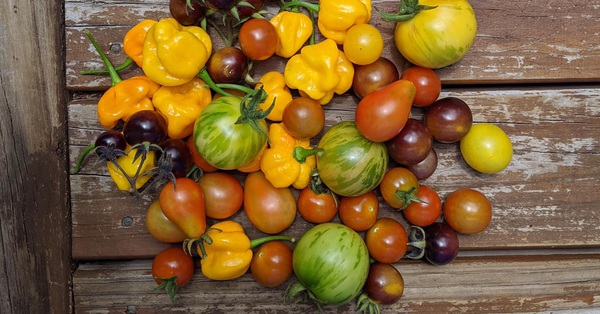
250 235 295 249
375 0 438 23
293 146 324 163
84 30 122 86
279 0 320 14
197 68 236 97
71 144 95 174
405 226 426 260
152 276 179 302
80 57 134 75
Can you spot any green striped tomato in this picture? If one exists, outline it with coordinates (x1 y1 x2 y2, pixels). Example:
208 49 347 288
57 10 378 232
193 96 267 170
292 223 370 305
317 121 388 197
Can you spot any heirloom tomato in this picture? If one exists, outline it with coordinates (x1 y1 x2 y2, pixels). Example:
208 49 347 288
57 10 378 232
152 246 195 301
198 172 243 220
403 185 441 227
338 191 379 232
297 187 338 224
460 123 513 173
146 200 187 243
443 188 492 234
238 18 278 61
352 57 399 99
400 66 441 107
364 263 404 305
380 167 422 210
159 178 206 239
343 24 384 66
244 171 296 234
365 217 408 264
251 241 293 288
424 222 459 265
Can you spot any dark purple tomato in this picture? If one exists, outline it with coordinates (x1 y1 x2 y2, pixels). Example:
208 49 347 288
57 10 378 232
204 0 236 10
352 57 399 99
94 130 127 152
424 222 459 265
160 138 193 178
237 0 264 18
123 110 168 145
387 118 432 166
364 262 404 305
169 0 206 26
406 147 438 181
423 97 473 143
207 47 249 84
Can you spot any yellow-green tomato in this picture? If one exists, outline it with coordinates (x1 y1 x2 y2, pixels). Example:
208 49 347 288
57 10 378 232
460 123 512 173
343 24 384 66
393 0 477 68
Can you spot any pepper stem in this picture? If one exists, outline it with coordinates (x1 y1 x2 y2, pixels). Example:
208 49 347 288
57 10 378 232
250 235 295 249
84 30 122 86
293 146 324 163
80 57 134 75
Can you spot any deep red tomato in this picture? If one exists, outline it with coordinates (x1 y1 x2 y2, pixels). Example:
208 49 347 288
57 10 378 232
297 187 338 224
152 246 195 300
379 167 422 210
159 178 206 239
238 18 278 61
338 191 379 232
355 79 416 142
146 200 187 243
250 241 293 288
400 66 442 107
198 172 244 220
386 118 433 166
403 185 441 227
244 171 296 234
365 217 408 263
443 188 492 234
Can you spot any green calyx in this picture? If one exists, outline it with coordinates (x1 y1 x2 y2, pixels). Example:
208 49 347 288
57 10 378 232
395 186 427 210
376 0 437 22
356 293 381 314
84 30 122 86
405 226 426 260
153 275 180 302
279 0 320 14
235 87 273 142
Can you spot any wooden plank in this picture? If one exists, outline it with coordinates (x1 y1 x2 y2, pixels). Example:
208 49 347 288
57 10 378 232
73 255 600 313
69 86 600 260
0 0 72 313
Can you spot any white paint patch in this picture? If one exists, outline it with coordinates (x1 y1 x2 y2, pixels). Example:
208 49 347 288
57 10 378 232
555 138 598 152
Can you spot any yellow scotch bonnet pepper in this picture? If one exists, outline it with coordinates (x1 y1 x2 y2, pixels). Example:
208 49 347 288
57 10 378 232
270 11 314 58
318 0 372 44
142 18 212 86
123 19 157 67
256 71 293 121
260 123 316 189
284 38 354 105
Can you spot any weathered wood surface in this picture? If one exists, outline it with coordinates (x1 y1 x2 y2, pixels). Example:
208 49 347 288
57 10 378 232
0 0 72 313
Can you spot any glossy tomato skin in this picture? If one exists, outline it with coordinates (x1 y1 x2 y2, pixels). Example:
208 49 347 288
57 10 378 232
365 217 409 263
152 246 194 287
352 57 399 99
393 0 477 69
146 200 187 243
424 222 459 265
460 123 513 173
424 97 473 143
338 191 379 232
238 18 278 61
400 66 441 107
355 79 416 142
160 138 193 178
207 47 249 84
386 118 433 166
443 188 492 234
95 130 127 152
123 110 168 145
281 97 325 140
159 178 206 239
186 135 218 173
244 171 296 234
251 241 293 288
407 147 438 181
343 24 384 66
297 188 338 224
379 167 421 209
198 172 243 220
169 0 206 26
403 185 441 227
364 263 404 305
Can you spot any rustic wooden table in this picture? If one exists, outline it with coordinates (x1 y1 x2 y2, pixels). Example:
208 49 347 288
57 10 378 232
64 0 600 313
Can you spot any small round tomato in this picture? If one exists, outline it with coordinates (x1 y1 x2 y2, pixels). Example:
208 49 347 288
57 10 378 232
379 167 422 210
424 223 459 266
403 185 441 227
343 24 384 66
298 187 338 224
365 217 408 263
400 66 441 107
386 118 433 166
152 246 195 300
424 97 473 143
352 57 399 99
443 188 492 234
198 172 243 220
238 18 278 61
146 200 187 243
460 123 513 173
364 263 404 305
281 97 325 139
251 241 293 288
338 191 379 232
406 147 438 181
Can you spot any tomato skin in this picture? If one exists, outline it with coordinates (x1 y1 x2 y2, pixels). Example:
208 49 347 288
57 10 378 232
379 167 421 209
400 66 441 107
424 222 459 265
394 0 477 69
146 200 187 243
152 246 195 288
443 188 492 234
251 241 293 288
244 171 297 234
403 185 441 227
159 178 206 239
198 172 244 220
281 97 325 140
355 79 416 142
365 217 408 264
352 57 399 99
386 118 433 166
343 24 384 66
364 263 404 305
460 123 513 173
238 18 278 61
297 188 338 224
186 135 218 173
338 191 379 232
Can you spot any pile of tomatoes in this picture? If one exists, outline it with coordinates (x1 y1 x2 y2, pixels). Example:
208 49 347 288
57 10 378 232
78 0 515 311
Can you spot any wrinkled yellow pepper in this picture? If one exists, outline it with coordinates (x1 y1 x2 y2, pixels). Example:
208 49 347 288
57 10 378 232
106 147 156 191
142 18 212 86
318 0 372 44
256 72 293 121
284 39 354 105
260 123 316 189
270 11 314 58
152 77 212 139
123 19 157 67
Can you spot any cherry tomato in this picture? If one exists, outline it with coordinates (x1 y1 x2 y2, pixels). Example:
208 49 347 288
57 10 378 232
244 171 296 234
198 172 244 220
146 200 187 243
123 110 168 145
403 185 441 227
160 138 193 178
355 79 416 142
406 147 438 181
364 263 404 305
281 97 325 139
169 0 206 26
238 18 278 61
424 223 459 266
250 241 293 288
379 167 422 210
159 178 206 239
424 97 472 143
400 66 441 107
443 188 492 234
352 57 399 99
460 123 513 173
237 0 264 18
365 217 408 263
152 246 195 300
386 118 433 166
207 47 249 84
94 130 126 152
338 191 379 232
186 135 218 173
297 187 338 224
204 0 235 10
343 24 384 66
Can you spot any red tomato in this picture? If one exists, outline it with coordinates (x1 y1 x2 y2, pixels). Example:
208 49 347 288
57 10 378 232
338 191 379 232
297 187 338 224
198 172 244 220
365 217 408 263
403 185 441 227
238 18 278 61
250 241 293 288
443 188 492 234
146 200 187 243
159 178 206 239
152 246 195 300
400 66 441 107
244 171 296 234
355 79 416 142
379 167 422 210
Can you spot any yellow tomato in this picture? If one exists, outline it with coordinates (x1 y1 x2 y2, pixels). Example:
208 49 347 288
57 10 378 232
460 123 513 173
343 24 384 65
